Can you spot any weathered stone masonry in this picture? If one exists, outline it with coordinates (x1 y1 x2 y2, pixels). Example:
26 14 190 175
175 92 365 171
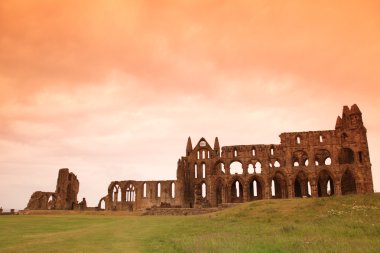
26 168 82 210
99 104 373 211
25 105 374 211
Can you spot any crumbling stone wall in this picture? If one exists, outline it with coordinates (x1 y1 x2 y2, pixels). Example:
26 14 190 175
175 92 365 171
26 168 79 210
26 191 55 210
102 104 374 211
55 168 79 209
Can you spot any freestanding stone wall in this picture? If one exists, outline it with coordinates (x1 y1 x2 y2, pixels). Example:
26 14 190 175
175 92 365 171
102 104 374 211
26 168 79 210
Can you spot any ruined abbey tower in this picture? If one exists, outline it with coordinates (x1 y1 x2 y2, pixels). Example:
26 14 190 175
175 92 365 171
99 104 373 211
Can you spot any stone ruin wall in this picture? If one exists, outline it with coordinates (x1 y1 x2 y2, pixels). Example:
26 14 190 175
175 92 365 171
25 104 374 211
26 168 80 210
103 104 373 211
98 180 183 211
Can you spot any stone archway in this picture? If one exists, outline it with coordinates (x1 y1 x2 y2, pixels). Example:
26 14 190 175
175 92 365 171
271 172 288 199
230 179 244 203
98 197 107 210
318 170 335 197
294 171 310 197
249 177 264 200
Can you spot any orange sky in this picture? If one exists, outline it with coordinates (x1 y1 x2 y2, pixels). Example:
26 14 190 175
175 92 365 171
0 0 380 209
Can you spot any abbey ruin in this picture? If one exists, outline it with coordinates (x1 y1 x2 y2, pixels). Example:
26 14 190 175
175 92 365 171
26 104 374 211
26 168 86 211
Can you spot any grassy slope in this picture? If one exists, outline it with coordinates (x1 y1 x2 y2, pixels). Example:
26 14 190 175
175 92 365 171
0 194 379 253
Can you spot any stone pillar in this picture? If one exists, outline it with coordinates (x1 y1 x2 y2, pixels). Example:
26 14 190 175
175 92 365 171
265 178 271 199
242 162 248 176
311 178 318 197
244 183 250 202
288 182 294 198
335 180 342 196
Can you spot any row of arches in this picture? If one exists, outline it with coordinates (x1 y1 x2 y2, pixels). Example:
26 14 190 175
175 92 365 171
112 182 176 203
197 149 210 159
204 169 357 205
210 161 264 176
293 148 360 167
112 184 135 202
201 147 360 177
232 146 277 158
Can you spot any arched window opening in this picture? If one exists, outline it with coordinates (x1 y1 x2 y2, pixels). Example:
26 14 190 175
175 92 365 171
315 149 331 166
294 171 309 198
296 136 301 144
202 163 206 178
274 160 280 168
194 164 198 178
157 183 161 198
255 162 262 174
234 148 238 157
339 148 354 164
231 180 243 202
207 151 210 159
197 151 200 159
47 195 54 210
341 170 357 195
171 182 175 198
318 170 334 197
117 186 121 202
201 183 207 198
271 173 288 199
269 162 273 168
248 164 254 174
270 147 274 156
217 162 225 174
292 150 308 167
113 185 121 202
202 150 206 159
307 181 311 196
252 148 256 156
327 180 332 196
126 184 135 202
230 161 243 174
250 179 263 199
319 135 323 143
143 183 147 198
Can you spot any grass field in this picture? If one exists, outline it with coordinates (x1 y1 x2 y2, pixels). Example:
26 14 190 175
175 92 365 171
1 194 379 253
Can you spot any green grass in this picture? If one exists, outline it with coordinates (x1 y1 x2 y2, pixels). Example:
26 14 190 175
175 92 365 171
1 194 380 253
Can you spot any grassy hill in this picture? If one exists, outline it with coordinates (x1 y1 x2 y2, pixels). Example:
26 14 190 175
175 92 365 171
1 194 379 253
